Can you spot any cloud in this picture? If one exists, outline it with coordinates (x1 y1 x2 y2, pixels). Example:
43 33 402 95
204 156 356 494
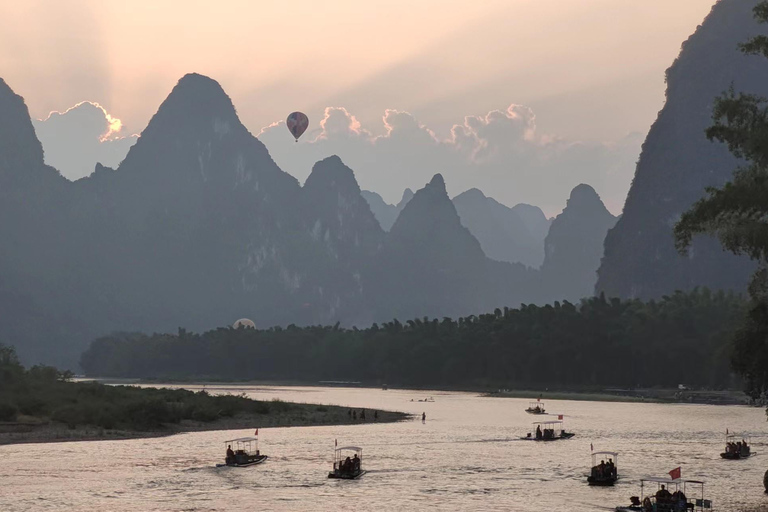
259 104 642 216
33 102 138 181
33 99 640 215
314 107 368 141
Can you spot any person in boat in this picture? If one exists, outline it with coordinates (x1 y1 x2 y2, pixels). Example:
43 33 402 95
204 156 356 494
374 410 378 420
360 409 366 420
655 484 672 503
344 456 352 472
536 425 542 439
352 410 357 420
226 445 235 464
675 490 687 508
422 412 426 424
352 453 360 471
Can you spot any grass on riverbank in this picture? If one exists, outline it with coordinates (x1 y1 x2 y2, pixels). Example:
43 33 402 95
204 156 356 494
0 344 407 446
0 398 407 446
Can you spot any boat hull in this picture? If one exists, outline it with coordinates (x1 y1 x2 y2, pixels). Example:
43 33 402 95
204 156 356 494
721 451 752 460
328 470 366 480
217 455 268 467
588 476 617 486
525 409 546 415
520 433 575 442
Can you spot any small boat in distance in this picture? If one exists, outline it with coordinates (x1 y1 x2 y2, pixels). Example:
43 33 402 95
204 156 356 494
218 436 268 467
522 419 575 441
588 451 618 486
328 445 366 479
615 477 711 511
721 433 752 459
525 400 546 414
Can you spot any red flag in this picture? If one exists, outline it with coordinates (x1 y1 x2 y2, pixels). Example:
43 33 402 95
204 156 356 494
537 397 541 402
669 467 681 480
254 429 258 436
558 414 564 420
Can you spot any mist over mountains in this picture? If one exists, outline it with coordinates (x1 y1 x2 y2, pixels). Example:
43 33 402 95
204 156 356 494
0 73 615 368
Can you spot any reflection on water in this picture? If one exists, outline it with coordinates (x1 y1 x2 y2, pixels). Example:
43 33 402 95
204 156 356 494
1 385 767 511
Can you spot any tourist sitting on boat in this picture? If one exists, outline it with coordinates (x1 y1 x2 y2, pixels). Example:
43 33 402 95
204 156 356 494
655 484 672 503
536 425 542 439
353 453 360 470
226 445 235 464
671 490 687 509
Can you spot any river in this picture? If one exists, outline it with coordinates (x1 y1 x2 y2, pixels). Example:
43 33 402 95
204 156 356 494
0 385 766 511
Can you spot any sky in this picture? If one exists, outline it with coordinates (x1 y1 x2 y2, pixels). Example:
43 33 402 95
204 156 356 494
0 0 718 215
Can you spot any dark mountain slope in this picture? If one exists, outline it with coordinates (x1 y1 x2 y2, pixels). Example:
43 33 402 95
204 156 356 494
541 184 618 302
597 0 764 299
370 175 538 320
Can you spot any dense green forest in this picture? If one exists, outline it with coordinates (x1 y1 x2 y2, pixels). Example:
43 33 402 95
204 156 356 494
81 290 746 390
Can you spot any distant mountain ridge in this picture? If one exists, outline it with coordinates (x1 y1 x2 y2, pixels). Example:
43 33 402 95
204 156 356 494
361 188 413 231
452 188 549 268
4 73 604 368
542 184 618 302
597 0 763 299
363 185 551 268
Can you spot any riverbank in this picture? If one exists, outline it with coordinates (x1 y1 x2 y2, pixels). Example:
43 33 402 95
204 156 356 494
485 388 751 405
0 404 408 446
129 378 753 406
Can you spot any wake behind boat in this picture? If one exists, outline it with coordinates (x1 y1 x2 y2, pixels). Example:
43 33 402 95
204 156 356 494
217 435 268 467
522 419 574 441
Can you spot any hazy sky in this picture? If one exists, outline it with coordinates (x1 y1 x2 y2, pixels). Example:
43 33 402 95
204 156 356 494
0 0 718 214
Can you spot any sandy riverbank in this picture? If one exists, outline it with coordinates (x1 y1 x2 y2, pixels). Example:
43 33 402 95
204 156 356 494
0 405 408 446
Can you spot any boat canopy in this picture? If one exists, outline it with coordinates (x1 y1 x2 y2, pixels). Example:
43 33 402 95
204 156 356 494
593 451 618 458
641 477 705 485
225 437 258 443
533 420 563 426
336 446 362 452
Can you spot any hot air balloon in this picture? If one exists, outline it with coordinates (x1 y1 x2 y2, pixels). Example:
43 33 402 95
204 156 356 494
286 111 309 142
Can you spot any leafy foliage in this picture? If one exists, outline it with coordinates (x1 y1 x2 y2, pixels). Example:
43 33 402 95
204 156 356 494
82 290 746 390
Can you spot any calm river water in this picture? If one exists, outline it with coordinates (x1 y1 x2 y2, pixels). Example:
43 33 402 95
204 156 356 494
1 385 767 511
